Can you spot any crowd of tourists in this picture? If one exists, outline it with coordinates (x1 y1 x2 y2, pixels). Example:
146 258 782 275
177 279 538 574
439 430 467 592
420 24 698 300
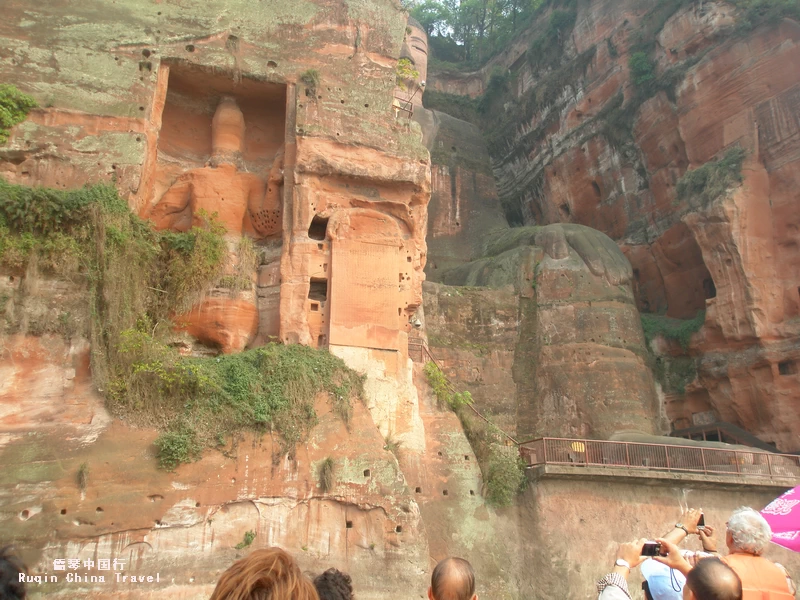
598 507 795 600
0 506 794 599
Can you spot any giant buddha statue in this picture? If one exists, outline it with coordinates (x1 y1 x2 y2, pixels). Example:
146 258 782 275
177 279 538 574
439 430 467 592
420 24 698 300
147 97 284 352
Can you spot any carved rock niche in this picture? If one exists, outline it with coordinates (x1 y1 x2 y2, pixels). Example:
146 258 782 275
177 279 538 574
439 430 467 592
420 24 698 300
143 62 288 353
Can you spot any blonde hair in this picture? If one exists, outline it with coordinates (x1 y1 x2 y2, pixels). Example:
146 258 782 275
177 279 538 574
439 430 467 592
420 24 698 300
209 548 320 600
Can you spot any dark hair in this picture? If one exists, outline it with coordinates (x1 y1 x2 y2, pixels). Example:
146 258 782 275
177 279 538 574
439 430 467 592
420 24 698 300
642 581 654 600
0 546 27 600
686 557 742 600
209 547 319 600
430 557 475 600
313 568 353 600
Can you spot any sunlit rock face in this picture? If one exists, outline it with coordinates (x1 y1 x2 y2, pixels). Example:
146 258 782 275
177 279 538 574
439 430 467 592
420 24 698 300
427 1 800 451
0 0 438 596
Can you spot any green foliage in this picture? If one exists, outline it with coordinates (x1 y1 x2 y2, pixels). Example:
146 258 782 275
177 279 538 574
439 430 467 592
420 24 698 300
424 361 523 506
676 148 747 207
527 8 577 72
235 530 256 550
396 58 420 90
730 0 800 32
653 355 698 395
424 362 473 410
318 457 336 492
0 177 363 470
629 52 656 86
485 450 526 507
477 68 513 114
641 310 706 351
77 462 89 492
0 178 121 235
422 90 481 125
0 84 36 144
155 213 227 314
125 341 363 468
154 426 203 470
299 69 320 96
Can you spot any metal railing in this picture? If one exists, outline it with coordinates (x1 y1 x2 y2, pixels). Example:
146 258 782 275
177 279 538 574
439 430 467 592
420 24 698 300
408 337 425 362
519 437 800 479
392 96 414 118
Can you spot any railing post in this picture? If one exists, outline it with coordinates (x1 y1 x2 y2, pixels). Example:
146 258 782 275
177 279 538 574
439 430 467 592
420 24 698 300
665 446 671 472
625 443 631 467
701 448 707 475
543 438 548 464
767 453 773 477
734 451 740 474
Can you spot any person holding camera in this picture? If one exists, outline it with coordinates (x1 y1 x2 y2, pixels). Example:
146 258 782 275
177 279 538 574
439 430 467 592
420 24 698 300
597 538 743 600
674 507 795 600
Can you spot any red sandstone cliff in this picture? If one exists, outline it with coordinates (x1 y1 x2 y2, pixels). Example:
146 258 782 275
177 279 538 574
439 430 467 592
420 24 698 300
426 1 800 451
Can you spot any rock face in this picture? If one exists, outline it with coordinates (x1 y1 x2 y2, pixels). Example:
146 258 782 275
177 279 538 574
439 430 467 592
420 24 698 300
0 339 428 599
427 1 800 451
431 224 660 440
0 0 438 596
2 2 800 599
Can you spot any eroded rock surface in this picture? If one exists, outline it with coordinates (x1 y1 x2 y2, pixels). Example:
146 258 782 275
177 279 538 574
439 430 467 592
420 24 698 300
430 224 660 440
427 2 800 450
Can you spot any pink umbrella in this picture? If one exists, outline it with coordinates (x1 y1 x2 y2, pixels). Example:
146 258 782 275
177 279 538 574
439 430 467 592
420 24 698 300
761 485 800 553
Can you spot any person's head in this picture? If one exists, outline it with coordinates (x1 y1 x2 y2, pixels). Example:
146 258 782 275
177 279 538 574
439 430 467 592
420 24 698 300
209 547 319 600
313 568 353 600
0 545 27 600
428 557 478 600
725 506 772 555
683 557 742 600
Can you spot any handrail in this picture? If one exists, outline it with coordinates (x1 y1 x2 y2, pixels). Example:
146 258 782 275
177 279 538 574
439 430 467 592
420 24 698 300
518 437 800 479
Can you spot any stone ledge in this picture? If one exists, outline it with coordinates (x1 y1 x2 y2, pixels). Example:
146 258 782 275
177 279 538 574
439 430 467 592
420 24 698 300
526 464 800 490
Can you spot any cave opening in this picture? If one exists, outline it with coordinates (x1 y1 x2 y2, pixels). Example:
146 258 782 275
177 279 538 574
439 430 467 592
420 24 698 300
591 180 601 200
703 277 717 299
308 215 329 240
778 360 797 376
308 278 328 302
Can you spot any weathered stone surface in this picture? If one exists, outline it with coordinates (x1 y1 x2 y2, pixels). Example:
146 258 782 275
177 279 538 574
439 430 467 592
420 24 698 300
428 2 800 450
422 283 519 433
427 224 660 440
0 0 436 596
0 354 428 599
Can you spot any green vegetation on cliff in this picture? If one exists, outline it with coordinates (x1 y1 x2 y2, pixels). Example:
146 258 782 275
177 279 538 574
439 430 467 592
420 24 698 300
420 0 795 225
0 84 36 144
731 0 800 31
641 310 705 351
0 178 363 469
425 362 525 506
116 333 362 470
676 147 747 207
425 361 473 409
640 310 704 395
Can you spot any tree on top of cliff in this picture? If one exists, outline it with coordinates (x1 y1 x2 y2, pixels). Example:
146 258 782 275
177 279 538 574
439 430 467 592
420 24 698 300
0 84 36 144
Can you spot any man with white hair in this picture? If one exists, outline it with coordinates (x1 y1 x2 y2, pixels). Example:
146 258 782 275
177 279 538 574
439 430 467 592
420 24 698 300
673 507 795 600
719 507 794 600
